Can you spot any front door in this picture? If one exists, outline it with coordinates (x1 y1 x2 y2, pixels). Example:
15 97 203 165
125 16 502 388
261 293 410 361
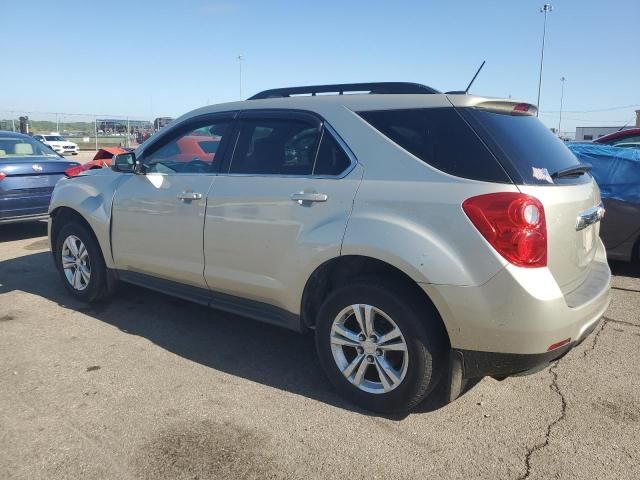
111 114 235 288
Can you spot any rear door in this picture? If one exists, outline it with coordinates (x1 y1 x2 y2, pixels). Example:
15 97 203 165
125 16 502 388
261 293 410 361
203 110 362 313
111 113 234 288
461 105 604 292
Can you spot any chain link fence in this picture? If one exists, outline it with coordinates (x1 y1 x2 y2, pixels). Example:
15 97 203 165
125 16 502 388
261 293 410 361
0 111 174 150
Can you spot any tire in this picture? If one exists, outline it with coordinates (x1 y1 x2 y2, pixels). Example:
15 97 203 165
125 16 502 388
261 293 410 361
54 220 115 302
315 278 446 414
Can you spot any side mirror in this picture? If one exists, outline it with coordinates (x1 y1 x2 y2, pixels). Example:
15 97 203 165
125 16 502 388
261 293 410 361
112 152 145 174
112 153 135 172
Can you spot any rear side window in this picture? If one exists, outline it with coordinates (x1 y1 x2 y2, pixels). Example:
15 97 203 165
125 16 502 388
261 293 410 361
461 109 590 185
229 118 319 175
357 108 509 183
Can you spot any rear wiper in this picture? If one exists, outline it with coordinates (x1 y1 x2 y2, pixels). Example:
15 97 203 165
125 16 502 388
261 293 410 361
551 163 592 179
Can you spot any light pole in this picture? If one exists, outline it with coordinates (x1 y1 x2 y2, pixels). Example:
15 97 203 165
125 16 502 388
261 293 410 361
237 55 244 100
536 4 553 117
558 76 566 136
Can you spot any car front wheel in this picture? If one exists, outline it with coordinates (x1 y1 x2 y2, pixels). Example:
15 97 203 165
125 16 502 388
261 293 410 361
55 221 115 302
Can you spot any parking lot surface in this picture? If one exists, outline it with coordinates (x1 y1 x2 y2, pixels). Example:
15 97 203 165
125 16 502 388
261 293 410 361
1 222 639 479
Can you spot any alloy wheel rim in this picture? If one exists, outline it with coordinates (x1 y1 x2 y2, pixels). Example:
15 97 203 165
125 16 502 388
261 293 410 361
61 235 91 291
330 304 409 394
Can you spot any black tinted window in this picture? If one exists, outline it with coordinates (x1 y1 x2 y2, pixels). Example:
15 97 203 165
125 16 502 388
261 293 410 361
462 109 589 185
358 108 509 182
314 131 351 176
229 118 319 175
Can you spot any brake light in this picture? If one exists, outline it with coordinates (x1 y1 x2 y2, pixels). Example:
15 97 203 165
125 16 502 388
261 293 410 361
64 165 85 177
0 172 6 181
462 192 547 268
513 103 533 115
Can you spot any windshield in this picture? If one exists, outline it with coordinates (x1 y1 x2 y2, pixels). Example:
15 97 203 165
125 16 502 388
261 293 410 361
0 136 60 157
44 135 65 141
461 108 590 185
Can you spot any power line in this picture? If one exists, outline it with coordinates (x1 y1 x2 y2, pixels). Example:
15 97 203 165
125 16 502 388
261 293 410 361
541 104 640 114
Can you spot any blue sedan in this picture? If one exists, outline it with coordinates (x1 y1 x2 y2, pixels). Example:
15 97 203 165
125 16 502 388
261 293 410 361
0 131 80 224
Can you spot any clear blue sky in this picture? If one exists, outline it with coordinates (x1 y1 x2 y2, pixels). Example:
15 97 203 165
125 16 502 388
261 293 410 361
2 0 638 133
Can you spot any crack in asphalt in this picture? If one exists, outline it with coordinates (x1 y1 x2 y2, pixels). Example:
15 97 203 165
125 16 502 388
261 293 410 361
517 361 567 480
602 316 639 328
582 321 609 358
516 313 638 479
611 286 640 294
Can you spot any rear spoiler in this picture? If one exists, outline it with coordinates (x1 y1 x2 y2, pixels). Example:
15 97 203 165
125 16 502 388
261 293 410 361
473 101 538 117
446 96 538 117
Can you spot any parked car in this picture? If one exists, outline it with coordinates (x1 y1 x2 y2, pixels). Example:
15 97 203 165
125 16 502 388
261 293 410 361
568 143 640 263
48 82 611 413
33 133 79 155
594 127 640 147
612 142 640 150
0 131 80 224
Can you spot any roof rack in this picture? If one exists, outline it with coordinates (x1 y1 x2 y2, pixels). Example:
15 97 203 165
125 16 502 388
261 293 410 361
248 82 440 100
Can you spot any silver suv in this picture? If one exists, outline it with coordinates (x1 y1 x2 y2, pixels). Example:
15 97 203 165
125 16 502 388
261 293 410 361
48 82 611 413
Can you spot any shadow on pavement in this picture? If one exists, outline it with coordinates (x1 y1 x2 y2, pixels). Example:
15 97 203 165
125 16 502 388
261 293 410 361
0 250 465 419
0 221 48 242
609 260 640 279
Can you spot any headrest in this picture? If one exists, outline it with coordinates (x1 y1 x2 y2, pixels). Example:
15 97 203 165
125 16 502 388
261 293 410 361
15 143 34 155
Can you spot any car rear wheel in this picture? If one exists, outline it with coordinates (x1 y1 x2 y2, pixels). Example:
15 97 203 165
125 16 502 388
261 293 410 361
55 221 115 302
315 278 446 413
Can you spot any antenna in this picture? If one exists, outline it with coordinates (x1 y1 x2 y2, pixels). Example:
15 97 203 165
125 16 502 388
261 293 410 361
464 61 486 94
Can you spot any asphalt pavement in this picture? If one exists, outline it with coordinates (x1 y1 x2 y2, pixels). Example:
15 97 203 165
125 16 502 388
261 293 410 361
1 221 639 479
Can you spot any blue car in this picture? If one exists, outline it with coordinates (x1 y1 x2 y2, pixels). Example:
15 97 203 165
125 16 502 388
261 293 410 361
0 131 80 224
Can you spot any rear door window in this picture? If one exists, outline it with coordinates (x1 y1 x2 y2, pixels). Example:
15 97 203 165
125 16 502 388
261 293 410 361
313 131 352 176
357 108 510 183
228 118 320 175
461 109 590 185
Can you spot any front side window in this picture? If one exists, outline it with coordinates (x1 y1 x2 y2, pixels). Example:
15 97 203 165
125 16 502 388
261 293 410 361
229 118 320 175
143 120 231 174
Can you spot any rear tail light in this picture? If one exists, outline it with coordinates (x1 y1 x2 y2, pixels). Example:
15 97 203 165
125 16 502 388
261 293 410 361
0 172 6 181
64 165 85 177
462 192 547 268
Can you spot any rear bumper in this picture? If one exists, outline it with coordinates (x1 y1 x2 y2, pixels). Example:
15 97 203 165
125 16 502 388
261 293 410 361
457 316 601 378
422 239 611 356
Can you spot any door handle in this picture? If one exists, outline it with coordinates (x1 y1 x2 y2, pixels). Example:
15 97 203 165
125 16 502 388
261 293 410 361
177 191 203 201
290 192 328 204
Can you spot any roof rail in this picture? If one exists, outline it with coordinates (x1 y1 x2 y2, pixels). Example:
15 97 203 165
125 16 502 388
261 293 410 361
248 82 440 100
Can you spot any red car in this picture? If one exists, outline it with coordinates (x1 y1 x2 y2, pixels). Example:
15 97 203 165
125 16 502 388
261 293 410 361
594 127 640 146
64 147 131 177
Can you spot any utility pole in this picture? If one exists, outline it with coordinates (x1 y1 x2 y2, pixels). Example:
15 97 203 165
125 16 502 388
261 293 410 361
237 55 244 100
536 4 553 117
558 76 566 136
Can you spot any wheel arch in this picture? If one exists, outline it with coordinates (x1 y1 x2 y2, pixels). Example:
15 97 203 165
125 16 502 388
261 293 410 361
301 254 451 346
50 206 111 267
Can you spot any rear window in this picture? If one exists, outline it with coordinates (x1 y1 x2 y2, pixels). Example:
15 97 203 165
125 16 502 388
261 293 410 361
357 108 509 183
461 109 590 185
